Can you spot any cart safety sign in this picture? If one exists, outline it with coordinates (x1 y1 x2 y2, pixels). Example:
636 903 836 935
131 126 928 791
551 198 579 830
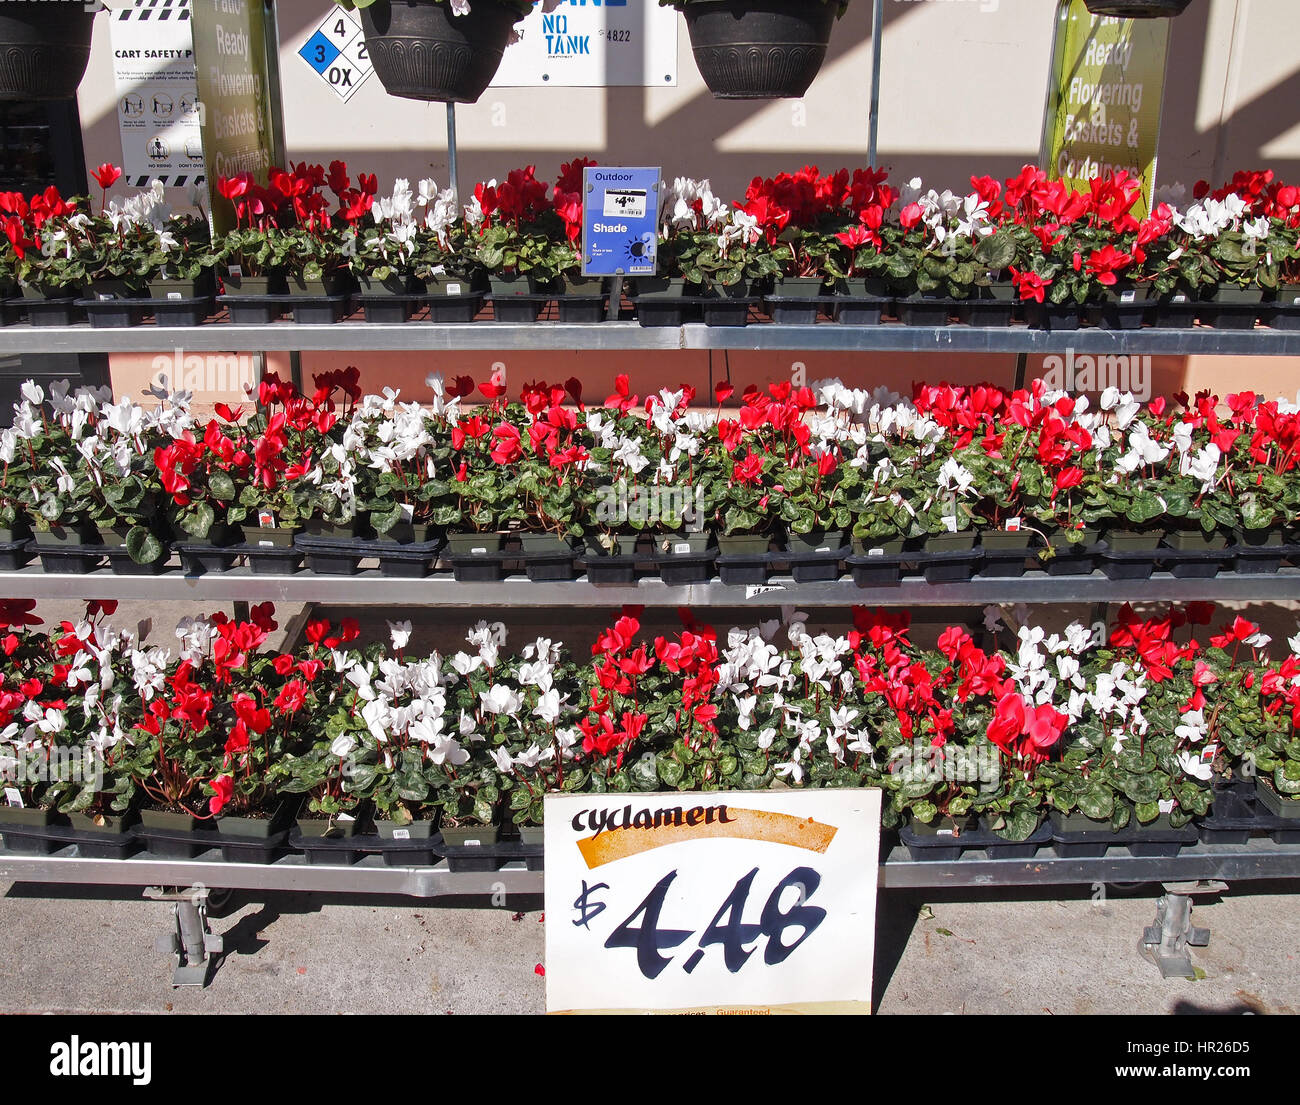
581 166 659 277
297 9 374 104
109 0 205 186
544 788 881 1014
491 0 678 87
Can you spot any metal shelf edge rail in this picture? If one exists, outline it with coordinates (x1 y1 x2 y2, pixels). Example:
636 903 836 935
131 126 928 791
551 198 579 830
1 567 1298 604
2 838 1299 894
6 320 1300 354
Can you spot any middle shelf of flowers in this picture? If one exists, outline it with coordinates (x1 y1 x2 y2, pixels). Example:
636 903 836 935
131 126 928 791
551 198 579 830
4 160 1300 333
1 370 1296 587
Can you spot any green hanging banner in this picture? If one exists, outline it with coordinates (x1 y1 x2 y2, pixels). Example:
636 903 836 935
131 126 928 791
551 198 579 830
190 0 284 233
1042 0 1171 216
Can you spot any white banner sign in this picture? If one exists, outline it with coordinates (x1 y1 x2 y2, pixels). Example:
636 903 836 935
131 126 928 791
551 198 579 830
109 0 205 186
544 788 881 1014
492 0 678 88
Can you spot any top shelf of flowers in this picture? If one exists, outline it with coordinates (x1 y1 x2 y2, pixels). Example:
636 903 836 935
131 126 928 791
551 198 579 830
3 161 1298 347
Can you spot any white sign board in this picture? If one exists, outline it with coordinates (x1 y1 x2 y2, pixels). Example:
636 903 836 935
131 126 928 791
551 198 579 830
297 10 375 104
544 788 881 1014
492 0 678 88
109 0 205 186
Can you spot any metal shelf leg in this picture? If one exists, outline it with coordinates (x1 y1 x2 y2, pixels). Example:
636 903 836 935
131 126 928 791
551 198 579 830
1140 881 1223 978
148 885 224 988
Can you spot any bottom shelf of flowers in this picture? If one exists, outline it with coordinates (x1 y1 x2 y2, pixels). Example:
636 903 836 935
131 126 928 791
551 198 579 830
0 596 1296 869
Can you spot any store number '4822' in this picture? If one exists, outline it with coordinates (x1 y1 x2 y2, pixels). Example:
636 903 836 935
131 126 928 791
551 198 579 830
602 866 826 980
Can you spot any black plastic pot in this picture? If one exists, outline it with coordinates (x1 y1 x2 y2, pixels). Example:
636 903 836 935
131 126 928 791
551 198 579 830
446 532 506 582
1041 532 1101 576
217 293 286 325
846 538 906 585
700 291 755 327
632 296 694 327
0 537 33 572
1088 289 1151 330
151 295 215 327
1100 529 1161 580
1024 300 1081 331
831 296 889 325
785 532 847 583
1263 287 1300 331
79 294 151 329
976 530 1032 578
955 295 1015 328
137 809 211 859
683 0 836 100
286 293 351 324
486 294 545 323
358 293 421 323
1232 528 1288 574
32 525 102 573
376 820 438 867
582 537 641 583
22 295 83 327
1160 529 1229 579
425 293 483 323
0 3 96 101
237 540 303 576
360 0 520 103
516 534 581 582
438 824 504 872
896 294 954 327
1151 291 1197 328
1197 286 1261 329
654 533 716 584
556 295 607 323
716 534 772 585
916 532 979 583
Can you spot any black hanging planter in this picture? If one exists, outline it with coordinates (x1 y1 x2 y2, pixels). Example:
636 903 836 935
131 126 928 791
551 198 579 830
1084 0 1194 15
682 0 837 100
0 2 97 102
360 0 521 104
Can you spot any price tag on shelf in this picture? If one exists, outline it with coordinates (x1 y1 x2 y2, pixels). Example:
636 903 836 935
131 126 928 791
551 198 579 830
544 788 880 1014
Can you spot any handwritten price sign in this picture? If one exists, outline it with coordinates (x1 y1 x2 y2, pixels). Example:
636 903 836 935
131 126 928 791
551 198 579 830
544 789 881 1014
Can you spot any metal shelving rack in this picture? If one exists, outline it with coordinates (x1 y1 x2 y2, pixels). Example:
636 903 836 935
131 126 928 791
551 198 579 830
5 319 1300 354
4 320 1299 986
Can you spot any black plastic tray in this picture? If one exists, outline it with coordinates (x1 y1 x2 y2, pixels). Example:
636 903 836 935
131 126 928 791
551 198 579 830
136 822 292 864
715 552 773 585
175 541 243 575
226 541 302 575
28 539 105 574
215 293 287 325
579 552 641 584
831 296 891 325
556 295 607 323
356 292 421 324
653 546 717 584
0 537 34 572
1050 817 1200 858
424 293 484 323
764 295 834 325
845 550 907 584
76 297 153 328
913 546 981 583
1157 543 1230 579
784 544 850 583
1099 546 1157 580
18 296 84 327
485 293 546 323
0 819 141 859
899 819 1054 861
150 294 216 326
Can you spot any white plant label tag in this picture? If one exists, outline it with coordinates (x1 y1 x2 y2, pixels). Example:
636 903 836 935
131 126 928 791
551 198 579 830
868 547 885 557
400 503 414 521
392 828 411 841
1005 517 1022 532
337 812 355 823
4 788 22 808
258 510 275 528
471 546 487 555
673 542 691 554
167 291 182 300
445 283 462 296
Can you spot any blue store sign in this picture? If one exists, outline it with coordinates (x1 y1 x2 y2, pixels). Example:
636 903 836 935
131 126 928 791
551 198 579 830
582 166 660 277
